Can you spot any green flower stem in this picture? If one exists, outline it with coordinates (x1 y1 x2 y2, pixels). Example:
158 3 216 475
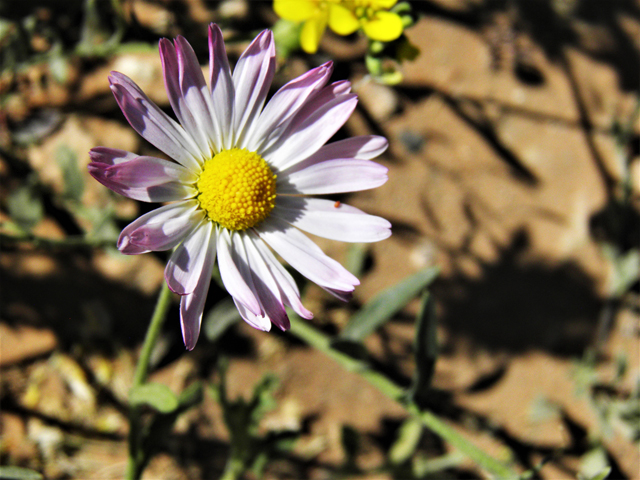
220 456 244 480
126 281 173 480
131 281 173 386
288 314 517 479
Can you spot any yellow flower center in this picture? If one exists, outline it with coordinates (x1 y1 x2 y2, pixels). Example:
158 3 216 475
196 148 277 231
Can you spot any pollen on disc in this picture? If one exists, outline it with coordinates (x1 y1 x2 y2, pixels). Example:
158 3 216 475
196 148 277 231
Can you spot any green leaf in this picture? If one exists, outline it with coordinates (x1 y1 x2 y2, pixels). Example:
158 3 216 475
346 243 368 276
578 447 611 480
413 451 465 477
48 46 70 84
82 205 120 243
249 374 279 426
397 38 420 62
376 69 404 86
0 466 44 480
588 466 612 480
75 0 124 56
391 1 413 15
272 19 302 59
409 292 438 406
340 266 439 342
365 53 384 76
129 383 179 413
203 298 241 342
611 250 640 297
250 451 269 478
7 177 44 230
178 381 203 410
389 417 422 465
56 145 84 201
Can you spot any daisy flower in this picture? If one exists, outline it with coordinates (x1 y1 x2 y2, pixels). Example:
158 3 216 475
89 24 391 350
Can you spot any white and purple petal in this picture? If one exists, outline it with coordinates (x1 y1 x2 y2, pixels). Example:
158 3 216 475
159 39 210 156
109 72 203 170
277 158 388 195
283 135 388 174
273 197 391 243
318 135 388 160
321 286 354 302
233 299 271 332
248 61 334 153
175 36 219 154
88 155 196 202
232 30 276 147
256 217 359 292
208 24 235 149
241 234 290 330
216 228 262 316
118 201 201 254
159 40 187 134
165 220 215 295
288 79 352 126
264 87 358 170
180 232 217 350
250 231 313 320
89 147 139 165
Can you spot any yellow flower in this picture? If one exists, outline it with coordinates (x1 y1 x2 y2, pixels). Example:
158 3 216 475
274 0 404 54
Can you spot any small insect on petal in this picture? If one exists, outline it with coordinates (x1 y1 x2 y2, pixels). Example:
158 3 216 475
334 201 341 208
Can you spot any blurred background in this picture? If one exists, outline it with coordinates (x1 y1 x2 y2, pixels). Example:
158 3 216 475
1 0 638 479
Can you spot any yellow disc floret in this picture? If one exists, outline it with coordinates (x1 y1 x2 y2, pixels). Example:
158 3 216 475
196 148 277 231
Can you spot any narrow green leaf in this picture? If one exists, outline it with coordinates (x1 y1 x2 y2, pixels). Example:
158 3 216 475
340 266 439 341
409 292 438 406
288 314 518 478
579 447 611 480
250 451 269 479
249 374 279 425
178 381 203 410
588 467 612 480
129 383 179 413
345 243 368 276
612 250 640 297
203 298 241 342
0 466 43 480
389 417 423 465
413 451 465 477
391 1 413 14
